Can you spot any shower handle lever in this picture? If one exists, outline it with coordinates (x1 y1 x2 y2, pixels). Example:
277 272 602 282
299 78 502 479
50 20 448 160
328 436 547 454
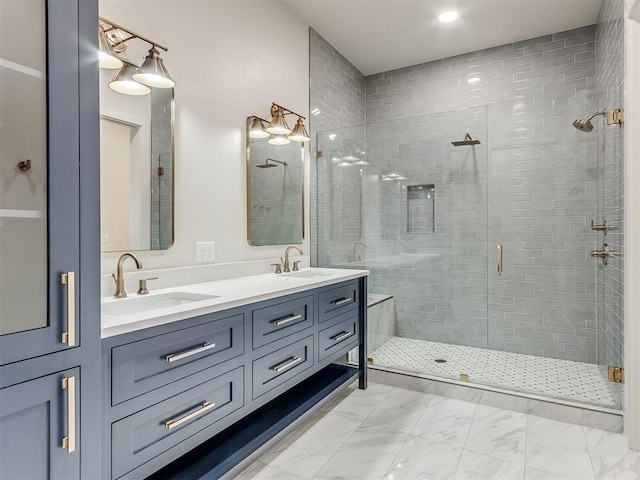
590 243 621 266
591 220 616 235
497 243 503 276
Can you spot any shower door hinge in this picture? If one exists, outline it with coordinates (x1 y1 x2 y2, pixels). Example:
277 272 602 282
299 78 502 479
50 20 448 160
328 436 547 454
608 366 624 383
315 151 323 158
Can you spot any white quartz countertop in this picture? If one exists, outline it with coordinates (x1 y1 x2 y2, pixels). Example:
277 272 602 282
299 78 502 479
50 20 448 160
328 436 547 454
101 267 368 338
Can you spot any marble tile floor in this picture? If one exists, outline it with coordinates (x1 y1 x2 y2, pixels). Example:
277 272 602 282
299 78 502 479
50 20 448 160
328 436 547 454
236 382 640 480
369 337 623 410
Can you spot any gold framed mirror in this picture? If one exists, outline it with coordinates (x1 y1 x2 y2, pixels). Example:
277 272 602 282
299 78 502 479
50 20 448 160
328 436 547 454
99 82 175 252
246 116 304 246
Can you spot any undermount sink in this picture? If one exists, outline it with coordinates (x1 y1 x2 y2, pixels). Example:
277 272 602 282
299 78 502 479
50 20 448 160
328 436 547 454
102 292 219 317
283 271 333 279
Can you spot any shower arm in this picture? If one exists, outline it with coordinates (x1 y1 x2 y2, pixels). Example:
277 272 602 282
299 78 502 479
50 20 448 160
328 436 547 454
266 158 288 167
586 110 607 122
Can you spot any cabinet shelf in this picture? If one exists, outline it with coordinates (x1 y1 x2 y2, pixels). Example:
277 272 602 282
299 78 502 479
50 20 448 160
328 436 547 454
147 364 360 480
0 58 44 79
0 209 45 219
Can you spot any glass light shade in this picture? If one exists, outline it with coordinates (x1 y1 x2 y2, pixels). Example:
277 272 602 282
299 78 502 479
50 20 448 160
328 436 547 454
109 64 151 96
99 28 123 69
132 47 175 88
268 134 291 145
265 108 291 135
353 159 370 165
288 118 311 142
249 117 270 138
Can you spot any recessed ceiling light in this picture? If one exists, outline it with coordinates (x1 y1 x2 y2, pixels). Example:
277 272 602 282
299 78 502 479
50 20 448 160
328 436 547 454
439 11 458 23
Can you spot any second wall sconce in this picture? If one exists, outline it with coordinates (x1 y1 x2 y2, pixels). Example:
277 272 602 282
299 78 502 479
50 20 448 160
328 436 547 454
250 103 311 145
99 17 175 96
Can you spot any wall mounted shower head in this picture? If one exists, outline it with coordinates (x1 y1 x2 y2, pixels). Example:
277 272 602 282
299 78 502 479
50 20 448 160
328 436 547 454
572 109 624 133
256 158 288 168
451 133 481 146
572 111 603 132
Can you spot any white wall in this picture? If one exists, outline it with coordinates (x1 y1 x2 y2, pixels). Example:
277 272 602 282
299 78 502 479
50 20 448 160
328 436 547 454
625 0 640 451
99 0 310 273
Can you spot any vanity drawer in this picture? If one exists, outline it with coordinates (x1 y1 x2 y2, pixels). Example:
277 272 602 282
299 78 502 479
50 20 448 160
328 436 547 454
318 281 360 323
111 313 244 405
252 295 314 349
252 335 314 399
318 313 360 362
111 366 244 479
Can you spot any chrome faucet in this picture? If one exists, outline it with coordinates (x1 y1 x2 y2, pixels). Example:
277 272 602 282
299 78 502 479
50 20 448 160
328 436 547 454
283 245 303 273
113 252 143 298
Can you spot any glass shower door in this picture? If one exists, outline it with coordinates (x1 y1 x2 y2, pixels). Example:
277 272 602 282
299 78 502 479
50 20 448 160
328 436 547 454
315 106 491 385
484 100 621 409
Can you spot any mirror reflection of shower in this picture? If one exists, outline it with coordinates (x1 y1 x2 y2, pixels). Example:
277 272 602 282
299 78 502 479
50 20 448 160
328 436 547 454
572 108 624 132
256 158 288 169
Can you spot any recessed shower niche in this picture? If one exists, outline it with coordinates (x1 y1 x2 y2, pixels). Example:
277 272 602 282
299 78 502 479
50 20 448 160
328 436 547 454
407 184 435 234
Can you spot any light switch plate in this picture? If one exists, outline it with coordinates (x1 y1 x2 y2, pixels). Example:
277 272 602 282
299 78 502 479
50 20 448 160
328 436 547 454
196 242 215 263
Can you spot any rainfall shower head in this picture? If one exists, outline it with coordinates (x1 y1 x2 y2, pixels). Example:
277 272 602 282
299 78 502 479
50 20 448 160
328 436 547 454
256 158 288 168
451 133 481 146
572 109 624 133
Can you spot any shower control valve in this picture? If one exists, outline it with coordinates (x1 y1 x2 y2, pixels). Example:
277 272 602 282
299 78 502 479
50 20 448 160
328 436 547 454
590 220 616 235
590 243 621 266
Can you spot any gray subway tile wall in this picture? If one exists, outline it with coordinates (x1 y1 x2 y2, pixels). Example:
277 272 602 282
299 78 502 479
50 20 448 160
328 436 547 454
595 0 624 371
309 29 365 268
310 11 623 368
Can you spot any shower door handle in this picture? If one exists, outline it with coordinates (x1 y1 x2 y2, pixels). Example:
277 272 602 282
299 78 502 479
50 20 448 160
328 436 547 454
497 243 503 276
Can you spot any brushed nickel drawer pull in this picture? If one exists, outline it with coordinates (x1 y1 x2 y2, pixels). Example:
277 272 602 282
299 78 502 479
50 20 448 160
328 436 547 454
272 313 302 326
61 376 76 452
165 343 216 363
272 356 302 373
61 272 76 346
331 331 354 342
330 297 352 306
165 401 216 430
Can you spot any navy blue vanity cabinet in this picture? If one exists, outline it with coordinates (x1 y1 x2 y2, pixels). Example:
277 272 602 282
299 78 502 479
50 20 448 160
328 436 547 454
0 0 101 478
102 277 367 480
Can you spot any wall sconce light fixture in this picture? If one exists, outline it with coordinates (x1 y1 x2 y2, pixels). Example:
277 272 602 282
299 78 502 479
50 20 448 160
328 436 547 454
108 62 151 96
99 17 175 96
250 103 311 144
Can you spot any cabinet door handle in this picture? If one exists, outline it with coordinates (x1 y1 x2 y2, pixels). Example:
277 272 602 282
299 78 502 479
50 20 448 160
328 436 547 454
61 272 76 346
330 297 352 306
272 313 302 326
272 356 302 373
331 331 354 342
165 401 216 430
165 342 216 363
497 243 503 277
61 376 76 453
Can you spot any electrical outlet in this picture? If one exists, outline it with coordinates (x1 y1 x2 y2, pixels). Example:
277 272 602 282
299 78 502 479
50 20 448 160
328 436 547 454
196 242 215 263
